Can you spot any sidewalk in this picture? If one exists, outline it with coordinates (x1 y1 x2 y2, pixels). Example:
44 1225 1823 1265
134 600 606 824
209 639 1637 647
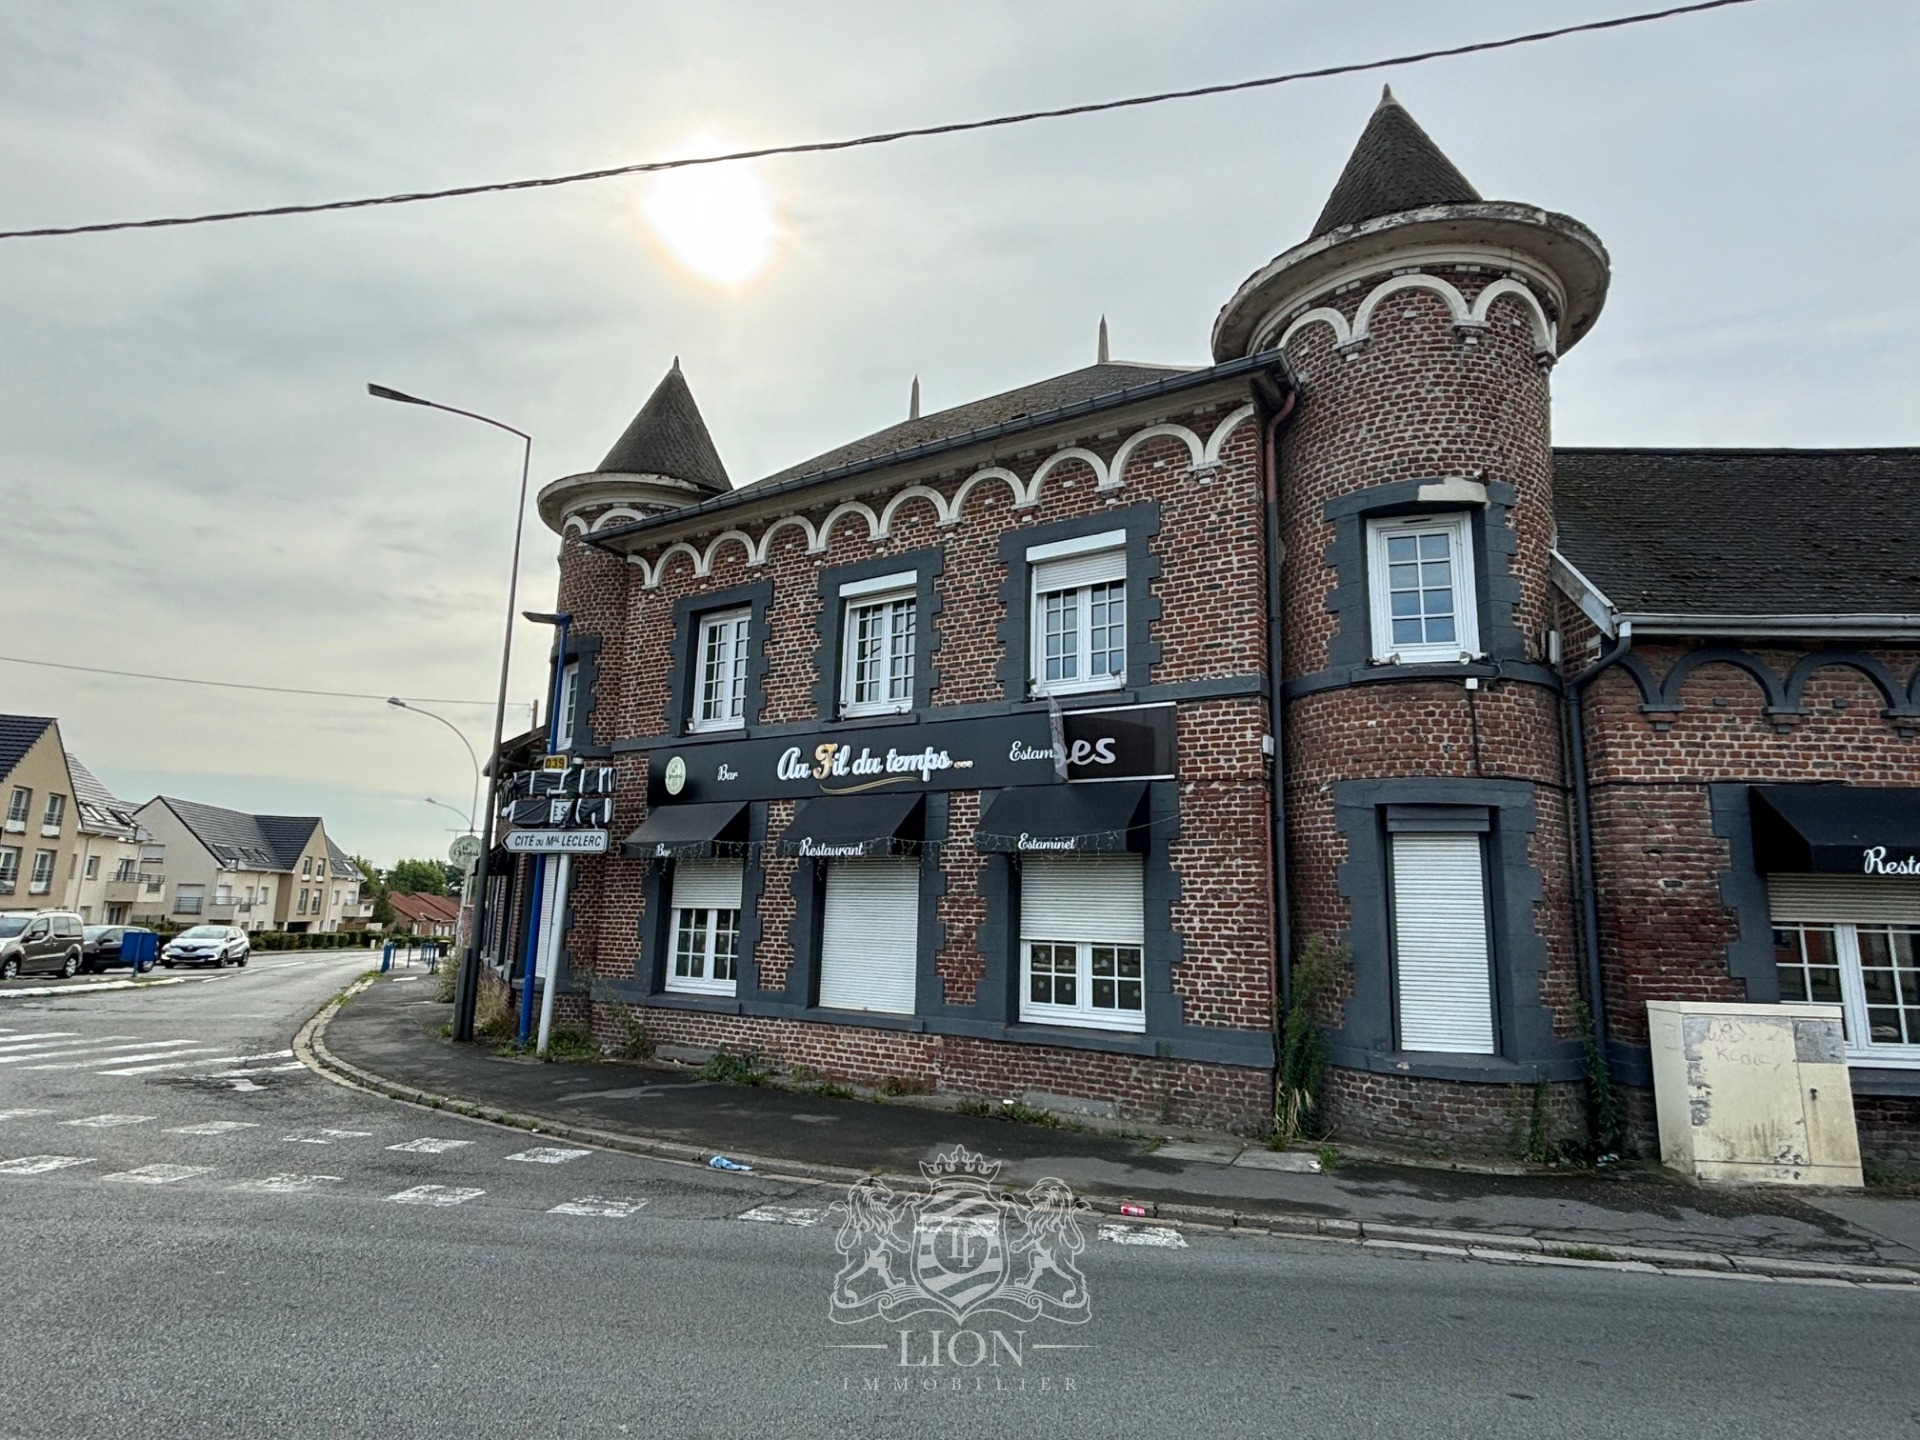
311 974 1920 1283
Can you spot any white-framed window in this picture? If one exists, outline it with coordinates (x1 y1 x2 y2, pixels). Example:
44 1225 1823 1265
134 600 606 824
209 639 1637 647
84 854 100 880
1390 831 1497 1053
667 859 743 995
1772 877 1920 1068
174 884 204 916
297 888 309 915
301 857 311 877
1366 513 1479 664
6 787 30 831
114 858 137 883
1028 532 1127 697
41 793 65 834
840 572 917 717
692 608 751 732
215 883 233 905
1018 855 1146 1032
556 662 580 748
28 849 54 895
0 846 18 893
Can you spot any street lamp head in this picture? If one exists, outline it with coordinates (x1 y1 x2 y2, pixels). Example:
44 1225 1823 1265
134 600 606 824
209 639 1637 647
368 383 429 406
522 611 572 626
386 696 408 709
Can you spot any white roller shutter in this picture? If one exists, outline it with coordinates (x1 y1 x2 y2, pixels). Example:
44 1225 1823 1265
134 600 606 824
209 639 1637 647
1020 856 1145 945
818 859 920 1013
1032 548 1125 593
1768 876 1920 924
1391 833 1496 1054
673 859 743 912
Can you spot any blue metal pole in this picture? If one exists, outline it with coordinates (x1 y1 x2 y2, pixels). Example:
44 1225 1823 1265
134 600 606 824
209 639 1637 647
515 858 545 1044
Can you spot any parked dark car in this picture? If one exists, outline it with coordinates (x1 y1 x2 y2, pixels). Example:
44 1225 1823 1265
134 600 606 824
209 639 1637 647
161 924 250 968
81 925 159 974
0 910 87 980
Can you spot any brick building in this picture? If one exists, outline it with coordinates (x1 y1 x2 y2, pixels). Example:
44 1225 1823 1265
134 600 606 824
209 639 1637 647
487 91 1920 1161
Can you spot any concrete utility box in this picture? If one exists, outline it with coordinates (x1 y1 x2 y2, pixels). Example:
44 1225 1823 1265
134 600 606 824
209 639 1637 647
1646 1002 1863 1188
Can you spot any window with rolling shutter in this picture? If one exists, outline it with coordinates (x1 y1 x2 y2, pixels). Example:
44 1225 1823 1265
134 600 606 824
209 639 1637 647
667 859 744 995
1019 856 1146 1031
1390 832 1496 1053
818 859 919 1014
1769 877 1920 1064
1028 533 1127 698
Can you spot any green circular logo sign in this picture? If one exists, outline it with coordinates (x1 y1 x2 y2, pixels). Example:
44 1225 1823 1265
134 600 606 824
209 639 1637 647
664 756 687 796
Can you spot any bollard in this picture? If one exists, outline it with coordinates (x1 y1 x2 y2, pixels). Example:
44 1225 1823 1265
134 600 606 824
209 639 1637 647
380 941 394 973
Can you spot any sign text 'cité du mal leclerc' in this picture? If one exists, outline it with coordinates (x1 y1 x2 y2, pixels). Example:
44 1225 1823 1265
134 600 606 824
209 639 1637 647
647 704 1176 806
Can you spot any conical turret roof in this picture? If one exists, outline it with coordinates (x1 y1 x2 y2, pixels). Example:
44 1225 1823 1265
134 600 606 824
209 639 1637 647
1310 87 1479 239
597 360 730 494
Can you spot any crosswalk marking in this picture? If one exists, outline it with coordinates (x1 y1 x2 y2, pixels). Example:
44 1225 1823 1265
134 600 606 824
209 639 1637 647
105 1049 295 1076
206 1062 306 1077
739 1204 826 1227
0 1032 80 1047
550 1196 648 1218
105 1164 216 1185
0 1155 95 1175
283 1129 372 1144
1097 1223 1187 1248
231 1173 341 1193
506 1147 591 1165
388 1138 475 1154
387 1184 485 1206
166 1121 259 1136
0 1036 126 1062
28 1045 221 1071
64 1114 155 1129
0 1108 52 1121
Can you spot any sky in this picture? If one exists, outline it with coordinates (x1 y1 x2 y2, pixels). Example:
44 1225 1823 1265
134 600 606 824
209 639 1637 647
1 0 1915 869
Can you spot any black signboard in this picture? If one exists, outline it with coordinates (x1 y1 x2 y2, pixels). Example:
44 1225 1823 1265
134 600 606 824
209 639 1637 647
647 704 1179 807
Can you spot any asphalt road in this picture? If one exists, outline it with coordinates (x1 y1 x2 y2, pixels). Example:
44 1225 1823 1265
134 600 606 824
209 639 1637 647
3 960 1917 1440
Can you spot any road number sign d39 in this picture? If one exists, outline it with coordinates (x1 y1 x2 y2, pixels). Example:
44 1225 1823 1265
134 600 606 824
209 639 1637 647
503 829 609 854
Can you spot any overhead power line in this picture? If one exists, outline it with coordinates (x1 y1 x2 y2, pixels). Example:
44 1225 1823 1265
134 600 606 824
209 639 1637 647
0 651 500 708
0 0 1763 242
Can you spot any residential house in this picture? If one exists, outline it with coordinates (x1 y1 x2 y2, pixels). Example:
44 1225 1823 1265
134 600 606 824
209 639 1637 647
388 891 460 938
132 798 359 933
62 756 164 925
0 716 78 910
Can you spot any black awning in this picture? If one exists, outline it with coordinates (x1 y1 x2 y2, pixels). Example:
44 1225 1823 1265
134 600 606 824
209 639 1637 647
778 793 924 859
1752 786 1920 875
622 801 747 860
976 782 1148 854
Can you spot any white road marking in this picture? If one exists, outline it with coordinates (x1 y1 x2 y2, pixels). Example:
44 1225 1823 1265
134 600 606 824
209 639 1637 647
388 1138 475 1154
0 1108 52 1121
550 1196 649 1218
387 1185 485 1206
63 1114 155 1129
105 1164 217 1185
0 1155 96 1175
167 1121 259 1136
282 1129 373 1144
203 1062 306 1077
0 1035 142 1062
105 1049 293 1076
505 1147 592 1165
27 1045 222 1071
739 1204 826 1227
1098 1223 1187 1248
0 1034 88 1057
231 1173 342 1193
0 1032 80 1045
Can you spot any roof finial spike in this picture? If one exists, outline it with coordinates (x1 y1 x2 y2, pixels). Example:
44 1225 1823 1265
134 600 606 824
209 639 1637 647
1097 315 1110 365
672 354 681 373
909 375 921 421
1380 83 1394 105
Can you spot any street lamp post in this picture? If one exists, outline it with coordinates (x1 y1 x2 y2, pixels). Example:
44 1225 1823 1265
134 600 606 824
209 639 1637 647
368 382 531 1043
387 697 480 833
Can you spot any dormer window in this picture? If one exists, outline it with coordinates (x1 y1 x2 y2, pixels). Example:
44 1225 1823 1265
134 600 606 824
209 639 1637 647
1366 514 1479 664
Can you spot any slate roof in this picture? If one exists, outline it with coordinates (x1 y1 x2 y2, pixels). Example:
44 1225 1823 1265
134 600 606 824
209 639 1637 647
0 715 55 783
762 362 1192 486
598 362 731 494
1553 448 1920 616
1311 88 1480 239
327 837 361 879
65 755 138 839
160 798 320 872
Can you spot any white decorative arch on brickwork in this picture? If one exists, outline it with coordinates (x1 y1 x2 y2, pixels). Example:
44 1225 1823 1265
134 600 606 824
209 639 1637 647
1271 271 1558 362
1469 277 1557 354
1030 447 1110 496
562 515 588 537
654 540 703 583
1276 306 1353 352
949 466 1026 517
757 514 819 563
591 507 650 533
1352 272 1470 335
1106 423 1204 491
1203 404 1257 464
877 484 949 538
703 529 757 574
816 500 883 551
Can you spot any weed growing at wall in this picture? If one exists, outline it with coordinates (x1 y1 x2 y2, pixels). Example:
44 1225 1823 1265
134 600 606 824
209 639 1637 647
1272 934 1347 1146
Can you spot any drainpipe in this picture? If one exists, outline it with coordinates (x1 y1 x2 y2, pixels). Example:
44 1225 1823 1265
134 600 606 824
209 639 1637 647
1260 387 1298 1006
1566 620 1633 1075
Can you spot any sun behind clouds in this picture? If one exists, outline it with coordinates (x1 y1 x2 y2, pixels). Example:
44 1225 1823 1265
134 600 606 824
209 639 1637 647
641 134 780 287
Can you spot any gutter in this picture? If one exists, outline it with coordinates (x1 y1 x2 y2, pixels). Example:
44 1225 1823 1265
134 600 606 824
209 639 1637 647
1258 383 1298 1007
584 348 1296 552
1617 613 1920 639
1565 620 1632 1127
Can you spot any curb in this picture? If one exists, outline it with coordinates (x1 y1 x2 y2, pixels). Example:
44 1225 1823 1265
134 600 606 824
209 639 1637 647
294 991 1920 1292
1 977 188 1000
